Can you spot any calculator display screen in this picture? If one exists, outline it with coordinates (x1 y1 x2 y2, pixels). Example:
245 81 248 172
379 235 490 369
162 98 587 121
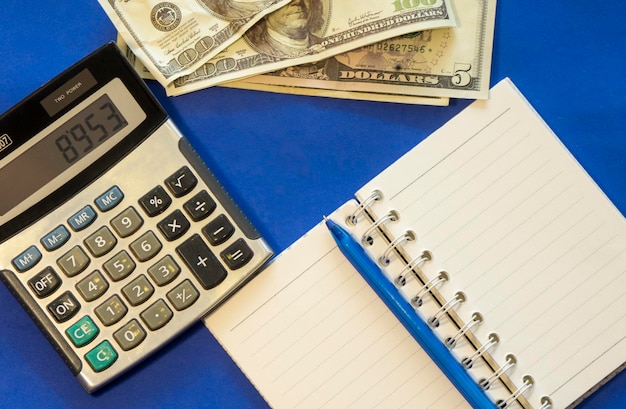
0 94 128 216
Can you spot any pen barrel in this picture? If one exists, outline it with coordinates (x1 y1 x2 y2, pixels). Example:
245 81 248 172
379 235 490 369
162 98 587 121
327 219 496 409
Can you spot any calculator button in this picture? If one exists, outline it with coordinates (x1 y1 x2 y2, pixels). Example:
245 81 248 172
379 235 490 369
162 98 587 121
113 319 146 351
183 190 216 221
121 275 154 306
165 166 197 197
57 246 90 277
66 316 99 348
110 207 144 238
148 255 181 286
41 225 71 251
138 186 171 217
95 186 124 212
176 234 227 289
85 341 118 372
221 238 254 270
129 231 162 262
202 214 235 246
47 291 81 323
76 270 109 302
12 245 42 272
140 299 173 331
103 250 136 281
84 226 117 258
167 280 200 311
157 209 190 241
68 205 97 231
95 295 128 326
28 266 61 298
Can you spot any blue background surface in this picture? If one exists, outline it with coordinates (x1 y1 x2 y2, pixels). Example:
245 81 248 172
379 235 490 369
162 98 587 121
0 2 624 408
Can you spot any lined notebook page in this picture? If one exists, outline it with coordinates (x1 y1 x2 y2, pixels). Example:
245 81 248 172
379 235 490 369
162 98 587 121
357 79 626 408
205 201 471 408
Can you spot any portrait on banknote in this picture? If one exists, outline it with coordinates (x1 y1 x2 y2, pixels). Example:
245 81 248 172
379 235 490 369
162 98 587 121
244 0 327 58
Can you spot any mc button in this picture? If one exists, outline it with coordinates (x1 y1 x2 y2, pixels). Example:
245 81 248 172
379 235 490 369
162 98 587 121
95 186 124 212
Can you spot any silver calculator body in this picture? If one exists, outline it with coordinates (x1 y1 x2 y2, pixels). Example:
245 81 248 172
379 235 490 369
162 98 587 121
0 43 272 393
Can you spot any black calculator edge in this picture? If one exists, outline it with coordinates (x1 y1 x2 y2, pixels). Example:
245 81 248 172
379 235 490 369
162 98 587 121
178 138 262 241
0 42 168 243
0 268 82 376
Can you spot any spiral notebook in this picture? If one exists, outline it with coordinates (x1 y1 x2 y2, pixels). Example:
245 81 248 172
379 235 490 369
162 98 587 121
204 79 626 408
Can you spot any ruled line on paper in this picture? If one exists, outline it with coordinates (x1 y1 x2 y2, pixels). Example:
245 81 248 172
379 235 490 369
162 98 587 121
468 203 591 305
247 260 369 361
437 170 567 271
399 123 526 230
484 222 606 330
294 325 414 408
231 246 336 333
518 251 626 373
418 141 543 239
447 180 573 274
275 286 383 382
502 233 619 342
547 329 626 397
389 108 513 203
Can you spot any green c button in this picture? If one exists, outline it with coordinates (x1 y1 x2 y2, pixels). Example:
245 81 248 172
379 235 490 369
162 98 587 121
85 340 118 372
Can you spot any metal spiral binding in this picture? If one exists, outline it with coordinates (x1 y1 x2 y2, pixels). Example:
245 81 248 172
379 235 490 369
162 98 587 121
361 210 398 246
409 269 447 307
346 189 382 225
445 312 483 349
379 230 416 265
427 291 465 328
479 354 517 390
394 250 433 287
496 375 534 408
355 189 552 409
461 333 499 370
539 396 553 409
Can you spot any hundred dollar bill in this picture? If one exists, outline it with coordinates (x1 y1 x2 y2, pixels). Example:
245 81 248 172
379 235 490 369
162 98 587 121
166 0 457 96
98 0 291 87
235 0 497 99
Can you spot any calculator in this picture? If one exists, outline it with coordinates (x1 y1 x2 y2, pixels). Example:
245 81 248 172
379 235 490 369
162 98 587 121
0 43 272 393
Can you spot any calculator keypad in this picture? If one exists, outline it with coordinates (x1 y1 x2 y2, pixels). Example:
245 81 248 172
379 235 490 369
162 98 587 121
3 158 271 392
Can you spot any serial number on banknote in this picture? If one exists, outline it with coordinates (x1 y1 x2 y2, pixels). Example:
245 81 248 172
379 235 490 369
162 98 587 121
363 42 428 53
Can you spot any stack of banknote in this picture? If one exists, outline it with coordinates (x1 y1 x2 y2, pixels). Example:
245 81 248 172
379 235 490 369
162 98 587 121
100 0 497 105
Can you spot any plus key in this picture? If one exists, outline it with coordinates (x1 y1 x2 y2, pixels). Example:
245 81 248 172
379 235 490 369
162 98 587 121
176 234 227 289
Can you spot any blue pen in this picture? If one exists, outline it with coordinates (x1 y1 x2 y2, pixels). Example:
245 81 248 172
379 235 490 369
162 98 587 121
325 217 496 409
